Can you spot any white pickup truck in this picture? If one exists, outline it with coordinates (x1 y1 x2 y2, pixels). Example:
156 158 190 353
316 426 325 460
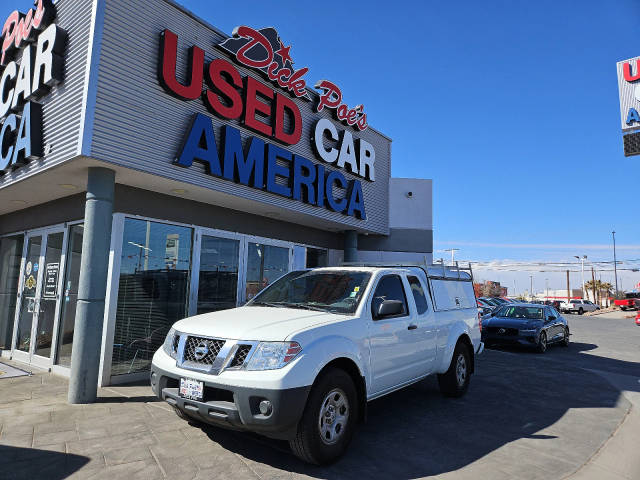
151 264 483 464
559 299 599 315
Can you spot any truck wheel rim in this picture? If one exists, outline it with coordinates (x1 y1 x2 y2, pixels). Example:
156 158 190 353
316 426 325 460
318 388 349 445
456 354 467 387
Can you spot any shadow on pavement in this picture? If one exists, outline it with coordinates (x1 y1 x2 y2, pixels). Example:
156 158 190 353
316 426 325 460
196 341 639 479
0 446 88 480
489 341 640 378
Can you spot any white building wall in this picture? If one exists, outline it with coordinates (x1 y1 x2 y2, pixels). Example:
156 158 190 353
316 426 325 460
389 178 433 230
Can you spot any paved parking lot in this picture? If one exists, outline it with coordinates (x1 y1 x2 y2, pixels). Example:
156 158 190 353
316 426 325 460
1 312 638 480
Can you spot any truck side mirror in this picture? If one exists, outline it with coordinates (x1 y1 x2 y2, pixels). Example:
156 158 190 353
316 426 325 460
377 299 404 318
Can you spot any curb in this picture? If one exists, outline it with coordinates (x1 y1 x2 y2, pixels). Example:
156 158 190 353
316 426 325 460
565 403 640 480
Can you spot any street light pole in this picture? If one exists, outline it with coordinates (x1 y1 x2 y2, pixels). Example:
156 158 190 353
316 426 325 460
529 275 533 300
443 248 459 265
574 255 587 299
545 278 549 301
612 231 619 297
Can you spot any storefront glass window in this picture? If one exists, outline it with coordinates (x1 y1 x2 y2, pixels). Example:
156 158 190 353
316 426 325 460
306 248 328 268
55 224 83 367
197 236 240 314
111 219 192 376
245 243 289 300
0 235 24 349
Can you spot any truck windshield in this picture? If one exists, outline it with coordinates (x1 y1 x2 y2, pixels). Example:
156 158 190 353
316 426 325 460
496 306 544 319
248 270 371 315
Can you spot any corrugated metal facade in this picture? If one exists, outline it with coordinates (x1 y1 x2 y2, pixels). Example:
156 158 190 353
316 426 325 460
0 0 93 190
88 0 390 235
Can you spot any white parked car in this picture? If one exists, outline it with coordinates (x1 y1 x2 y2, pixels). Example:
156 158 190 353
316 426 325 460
151 265 483 464
559 299 599 315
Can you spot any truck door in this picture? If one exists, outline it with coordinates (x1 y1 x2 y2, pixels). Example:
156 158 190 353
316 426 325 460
405 274 438 376
368 274 421 395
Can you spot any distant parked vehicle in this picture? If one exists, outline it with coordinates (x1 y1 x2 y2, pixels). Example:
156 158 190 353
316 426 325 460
614 293 640 311
491 298 509 305
560 299 599 315
477 298 494 309
482 304 569 353
480 297 503 307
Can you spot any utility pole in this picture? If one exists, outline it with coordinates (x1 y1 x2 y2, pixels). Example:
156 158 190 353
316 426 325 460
566 270 570 302
443 248 459 265
612 231 619 298
591 267 597 305
574 255 587 299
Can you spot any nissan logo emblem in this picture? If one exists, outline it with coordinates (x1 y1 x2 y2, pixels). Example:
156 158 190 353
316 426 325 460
498 328 506 334
194 342 209 360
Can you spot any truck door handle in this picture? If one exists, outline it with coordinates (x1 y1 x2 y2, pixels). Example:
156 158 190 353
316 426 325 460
408 324 418 330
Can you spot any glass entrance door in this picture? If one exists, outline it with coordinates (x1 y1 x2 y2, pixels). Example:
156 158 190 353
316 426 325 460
194 234 241 314
12 229 65 367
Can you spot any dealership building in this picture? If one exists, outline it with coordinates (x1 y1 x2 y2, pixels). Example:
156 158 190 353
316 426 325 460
0 0 432 396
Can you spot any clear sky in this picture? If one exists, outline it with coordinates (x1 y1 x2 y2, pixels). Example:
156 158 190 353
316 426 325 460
4 0 640 295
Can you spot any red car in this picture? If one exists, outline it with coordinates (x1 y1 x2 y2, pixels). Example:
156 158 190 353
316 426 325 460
635 311 640 326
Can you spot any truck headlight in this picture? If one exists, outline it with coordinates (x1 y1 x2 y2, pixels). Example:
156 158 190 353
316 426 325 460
162 328 179 359
245 342 302 370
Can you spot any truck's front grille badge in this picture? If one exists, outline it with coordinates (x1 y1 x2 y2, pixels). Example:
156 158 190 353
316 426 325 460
183 336 225 365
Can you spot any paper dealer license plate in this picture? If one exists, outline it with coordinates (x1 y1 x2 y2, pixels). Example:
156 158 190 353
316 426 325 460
179 378 203 401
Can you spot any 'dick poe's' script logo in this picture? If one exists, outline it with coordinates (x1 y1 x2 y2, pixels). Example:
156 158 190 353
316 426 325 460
0 0 66 175
218 26 310 101
219 26 368 131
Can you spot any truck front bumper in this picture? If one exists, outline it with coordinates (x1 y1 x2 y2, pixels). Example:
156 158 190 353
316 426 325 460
150 364 310 440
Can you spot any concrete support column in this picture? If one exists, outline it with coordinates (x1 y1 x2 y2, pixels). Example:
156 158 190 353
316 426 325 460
68 167 115 404
344 230 358 263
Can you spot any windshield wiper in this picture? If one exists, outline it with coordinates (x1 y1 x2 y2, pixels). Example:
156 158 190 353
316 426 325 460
250 301 291 308
251 301 345 314
288 303 330 312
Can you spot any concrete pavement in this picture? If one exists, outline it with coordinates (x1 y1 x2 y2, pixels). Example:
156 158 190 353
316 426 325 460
0 311 638 479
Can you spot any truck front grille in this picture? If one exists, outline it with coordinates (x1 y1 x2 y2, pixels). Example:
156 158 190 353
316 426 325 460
230 344 252 367
486 327 518 336
183 336 225 365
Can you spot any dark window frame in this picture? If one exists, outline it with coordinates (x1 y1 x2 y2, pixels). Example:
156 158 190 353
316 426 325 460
371 274 409 321
407 275 429 315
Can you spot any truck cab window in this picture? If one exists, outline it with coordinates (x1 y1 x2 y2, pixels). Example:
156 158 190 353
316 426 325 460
407 275 428 314
371 275 408 319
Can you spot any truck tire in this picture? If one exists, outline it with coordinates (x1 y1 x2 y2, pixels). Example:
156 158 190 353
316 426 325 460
289 368 358 465
438 342 471 398
578 308 584 315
